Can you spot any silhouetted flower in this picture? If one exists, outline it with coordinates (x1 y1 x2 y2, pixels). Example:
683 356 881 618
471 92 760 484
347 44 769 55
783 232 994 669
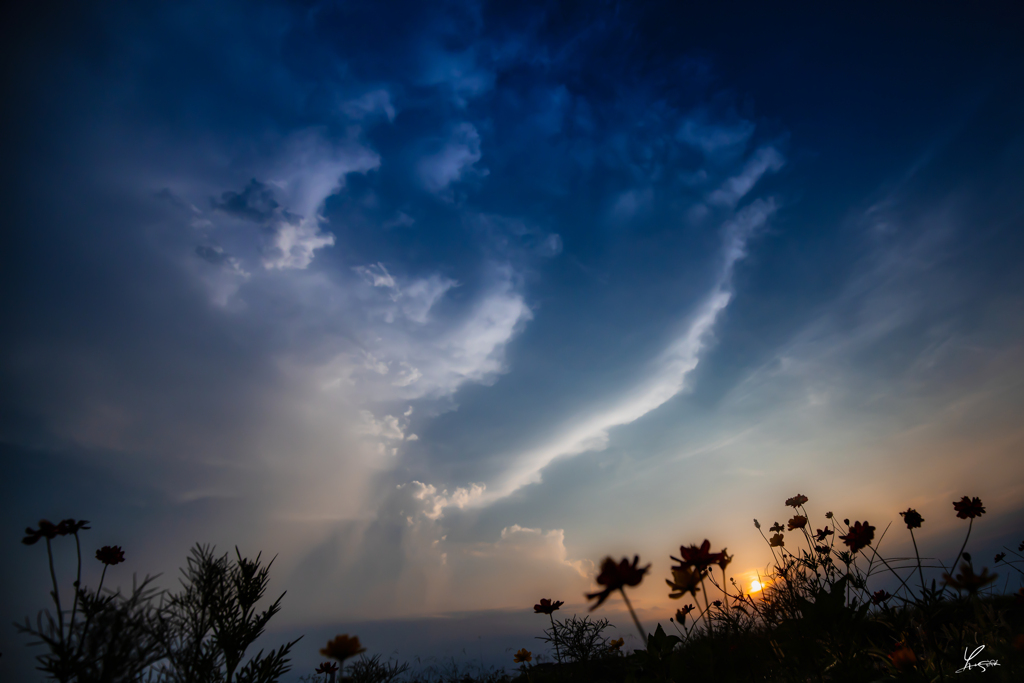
22 520 62 545
871 590 892 605
943 563 998 594
513 648 532 664
839 521 875 554
953 496 985 519
608 637 624 652
666 566 703 599
769 533 784 548
785 494 808 508
825 511 833 519
95 546 125 565
586 555 650 611
995 552 1006 563
753 519 760 529
889 644 917 670
671 540 725 571
814 528 833 542
716 549 733 571
533 598 564 614
899 508 923 529
712 600 722 608
56 518 91 535
675 604 695 621
314 662 339 674
814 544 830 554
787 515 807 531
320 635 366 663
769 522 784 533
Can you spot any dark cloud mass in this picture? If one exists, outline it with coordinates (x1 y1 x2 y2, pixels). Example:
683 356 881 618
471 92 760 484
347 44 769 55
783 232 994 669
2 1 1024 680
214 179 284 223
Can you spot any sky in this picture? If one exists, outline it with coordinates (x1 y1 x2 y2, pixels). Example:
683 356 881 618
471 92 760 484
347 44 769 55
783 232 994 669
2 1 1024 680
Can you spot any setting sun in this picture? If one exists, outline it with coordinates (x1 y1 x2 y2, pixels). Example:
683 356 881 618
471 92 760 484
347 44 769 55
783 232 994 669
750 580 763 593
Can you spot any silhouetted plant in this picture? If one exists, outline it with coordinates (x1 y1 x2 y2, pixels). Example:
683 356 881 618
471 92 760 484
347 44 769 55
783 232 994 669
16 518 168 682
532 599 564 664
149 543 302 683
346 653 411 683
533 613 614 665
301 653 412 683
517 491 1021 682
584 556 649 644
17 518 301 683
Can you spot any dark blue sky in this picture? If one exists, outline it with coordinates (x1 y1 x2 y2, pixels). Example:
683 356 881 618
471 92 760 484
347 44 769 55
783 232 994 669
3 1 1024 679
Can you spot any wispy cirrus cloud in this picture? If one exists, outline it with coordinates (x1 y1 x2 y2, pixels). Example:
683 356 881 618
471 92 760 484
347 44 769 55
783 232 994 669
480 194 779 503
708 146 785 207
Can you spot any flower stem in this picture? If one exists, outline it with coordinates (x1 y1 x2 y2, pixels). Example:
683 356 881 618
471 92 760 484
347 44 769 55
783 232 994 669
909 529 926 597
757 527 783 569
698 574 713 636
68 531 83 648
548 613 562 665
617 587 647 648
951 518 973 573
45 537 65 649
669 617 687 640
76 564 109 662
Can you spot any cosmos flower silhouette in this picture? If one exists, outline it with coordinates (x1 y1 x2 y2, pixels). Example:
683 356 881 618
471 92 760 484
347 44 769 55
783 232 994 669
22 520 62 545
95 546 125 566
320 634 366 663
716 549 733 571
953 496 985 520
839 521 875 554
672 540 725 571
675 604 695 621
666 565 703 599
57 518 91 535
586 555 650 610
533 598 564 614
899 508 923 529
